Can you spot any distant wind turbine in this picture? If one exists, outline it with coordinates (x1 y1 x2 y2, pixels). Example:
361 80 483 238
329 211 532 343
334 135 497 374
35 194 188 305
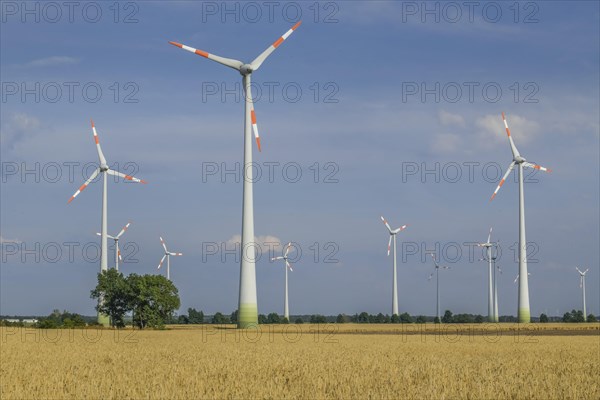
96 222 131 271
575 267 589 319
168 22 302 328
68 120 146 325
271 242 295 321
490 112 551 323
380 216 408 316
428 253 450 322
477 227 499 322
157 237 182 281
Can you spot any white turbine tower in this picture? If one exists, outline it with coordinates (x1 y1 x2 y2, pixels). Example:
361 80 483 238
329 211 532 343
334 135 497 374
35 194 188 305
380 216 408 316
428 253 450 322
169 22 302 328
575 267 589 319
490 112 551 323
477 227 498 322
271 242 295 321
68 120 146 325
157 237 182 281
96 222 131 271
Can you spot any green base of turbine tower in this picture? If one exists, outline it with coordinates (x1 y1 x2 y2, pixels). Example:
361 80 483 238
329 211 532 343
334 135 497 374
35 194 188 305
98 313 110 327
238 303 258 328
518 308 531 323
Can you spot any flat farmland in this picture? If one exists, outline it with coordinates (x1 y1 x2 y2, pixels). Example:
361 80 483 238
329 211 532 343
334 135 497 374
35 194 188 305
1 324 598 399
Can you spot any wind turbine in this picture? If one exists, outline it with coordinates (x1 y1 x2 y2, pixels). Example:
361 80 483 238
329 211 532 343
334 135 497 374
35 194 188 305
169 22 302 328
68 120 146 325
271 242 295 321
490 112 551 323
96 222 131 271
575 267 589 319
428 253 450 322
157 237 182 281
380 216 408 316
477 227 498 322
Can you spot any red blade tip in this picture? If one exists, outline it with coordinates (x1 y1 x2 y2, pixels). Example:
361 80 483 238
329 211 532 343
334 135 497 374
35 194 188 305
169 41 182 48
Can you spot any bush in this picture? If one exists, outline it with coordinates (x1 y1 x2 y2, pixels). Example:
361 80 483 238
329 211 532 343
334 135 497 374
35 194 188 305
539 313 549 323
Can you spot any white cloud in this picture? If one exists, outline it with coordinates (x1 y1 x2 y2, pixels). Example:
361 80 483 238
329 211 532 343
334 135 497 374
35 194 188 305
226 234 283 251
431 133 461 154
0 113 40 151
438 110 465 127
475 113 540 149
0 235 21 245
25 56 80 68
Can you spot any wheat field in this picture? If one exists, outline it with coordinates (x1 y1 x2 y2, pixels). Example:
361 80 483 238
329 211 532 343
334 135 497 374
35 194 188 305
1 324 598 399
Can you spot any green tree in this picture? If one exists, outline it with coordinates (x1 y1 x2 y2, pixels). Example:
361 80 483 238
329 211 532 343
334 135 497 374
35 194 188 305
258 314 268 324
336 314 345 323
562 311 573 323
281 317 289 324
571 310 585 323
399 312 413 323
539 313 549 323
294 317 304 324
230 310 238 324
128 274 180 329
267 313 281 324
211 312 228 324
433 316 441 324
90 269 131 328
587 314 597 322
187 308 204 324
310 314 326 323
177 315 189 324
390 314 400 323
358 312 369 323
441 310 453 323
474 315 484 323
416 315 426 324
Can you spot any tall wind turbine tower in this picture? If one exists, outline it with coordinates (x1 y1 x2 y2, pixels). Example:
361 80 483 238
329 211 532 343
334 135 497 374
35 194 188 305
169 23 302 328
271 242 295 321
575 267 589 319
380 216 408 316
490 112 551 323
68 120 146 325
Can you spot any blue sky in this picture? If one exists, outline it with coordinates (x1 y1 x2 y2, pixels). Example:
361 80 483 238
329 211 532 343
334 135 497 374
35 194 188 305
1 1 598 318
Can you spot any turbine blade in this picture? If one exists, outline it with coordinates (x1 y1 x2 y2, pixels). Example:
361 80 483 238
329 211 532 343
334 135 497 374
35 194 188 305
250 21 301 71
271 256 284 261
244 75 261 152
428 273 434 281
68 168 100 203
284 242 292 257
286 260 293 272
168 41 243 70
118 249 122 261
107 169 147 184
522 162 552 173
157 254 167 269
91 120 107 166
116 222 131 238
487 227 492 243
501 112 521 158
392 225 408 234
387 235 392 256
490 161 516 201
514 274 519 284
169 252 183 256
160 237 168 252
380 216 392 233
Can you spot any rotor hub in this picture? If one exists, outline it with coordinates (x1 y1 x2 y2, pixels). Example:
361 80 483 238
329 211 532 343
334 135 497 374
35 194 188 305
239 64 253 76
